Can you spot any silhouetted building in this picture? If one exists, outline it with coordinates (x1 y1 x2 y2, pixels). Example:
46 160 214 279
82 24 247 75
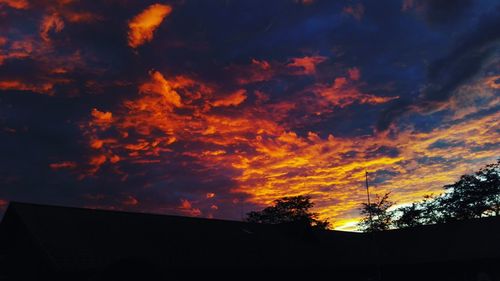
0 202 499 280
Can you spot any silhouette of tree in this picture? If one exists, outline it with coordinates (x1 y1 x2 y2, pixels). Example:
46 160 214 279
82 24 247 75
246 195 330 229
359 192 394 232
476 160 500 215
393 194 446 227
438 159 500 221
392 160 500 229
418 194 446 224
393 203 423 229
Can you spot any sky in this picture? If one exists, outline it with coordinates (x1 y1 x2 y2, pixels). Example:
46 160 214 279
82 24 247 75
0 0 499 230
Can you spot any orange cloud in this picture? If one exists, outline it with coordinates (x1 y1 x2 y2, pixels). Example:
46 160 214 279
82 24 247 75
0 19 91 97
348 67 361 81
212 89 247 107
40 13 64 42
89 154 106 166
288 55 327 75
232 111 499 229
0 80 54 94
138 71 183 108
310 77 398 108
231 59 277 85
0 0 29 9
64 11 101 23
2 0 495 231
123 195 139 206
181 199 192 209
90 139 104 149
110 155 121 163
180 199 202 216
80 67 498 230
50 161 77 170
85 154 107 176
91 108 113 125
485 75 500 89
127 3 172 48
252 59 270 70
0 38 33 65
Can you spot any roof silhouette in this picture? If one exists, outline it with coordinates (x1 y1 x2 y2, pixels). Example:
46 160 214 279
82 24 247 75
1 202 500 280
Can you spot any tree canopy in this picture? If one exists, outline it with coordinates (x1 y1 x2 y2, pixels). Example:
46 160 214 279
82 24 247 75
246 195 330 230
358 192 394 232
246 160 499 233
361 159 500 232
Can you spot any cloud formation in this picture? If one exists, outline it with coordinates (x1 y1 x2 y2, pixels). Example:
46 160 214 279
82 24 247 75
40 13 65 42
288 56 327 75
128 3 172 48
0 0 29 9
0 0 498 230
402 0 473 26
377 5 500 131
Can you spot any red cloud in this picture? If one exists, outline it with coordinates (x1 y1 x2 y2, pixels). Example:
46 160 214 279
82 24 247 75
308 75 398 109
128 4 172 48
228 59 276 85
123 195 139 206
288 55 327 75
485 75 500 89
212 89 247 107
252 59 270 70
50 161 77 170
77 62 499 230
138 71 183 108
0 38 35 65
40 13 64 42
180 199 202 216
348 67 361 81
91 108 113 125
0 80 54 95
0 0 29 9
64 11 102 23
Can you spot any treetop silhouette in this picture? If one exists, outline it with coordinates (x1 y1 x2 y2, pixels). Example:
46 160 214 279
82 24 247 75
246 195 330 230
362 159 500 232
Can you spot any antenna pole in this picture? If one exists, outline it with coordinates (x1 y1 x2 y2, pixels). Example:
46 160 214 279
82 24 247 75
365 170 372 223
366 169 382 280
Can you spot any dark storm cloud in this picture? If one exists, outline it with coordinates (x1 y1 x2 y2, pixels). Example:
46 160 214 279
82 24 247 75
377 4 500 131
0 91 87 205
411 0 473 26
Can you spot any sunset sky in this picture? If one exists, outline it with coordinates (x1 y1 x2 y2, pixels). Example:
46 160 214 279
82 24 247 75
0 0 498 230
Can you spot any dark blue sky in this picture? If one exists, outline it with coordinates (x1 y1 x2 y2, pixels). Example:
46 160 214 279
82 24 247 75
0 0 498 229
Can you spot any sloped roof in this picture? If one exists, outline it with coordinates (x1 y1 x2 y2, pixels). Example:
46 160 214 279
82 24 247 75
1 201 500 273
371 215 500 264
0 202 367 272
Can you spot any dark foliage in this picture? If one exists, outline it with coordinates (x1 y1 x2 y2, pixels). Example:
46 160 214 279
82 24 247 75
441 160 500 219
393 203 423 229
390 159 500 229
246 195 330 230
358 192 394 232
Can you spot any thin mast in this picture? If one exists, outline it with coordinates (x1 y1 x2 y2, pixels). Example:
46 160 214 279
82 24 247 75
365 170 372 223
